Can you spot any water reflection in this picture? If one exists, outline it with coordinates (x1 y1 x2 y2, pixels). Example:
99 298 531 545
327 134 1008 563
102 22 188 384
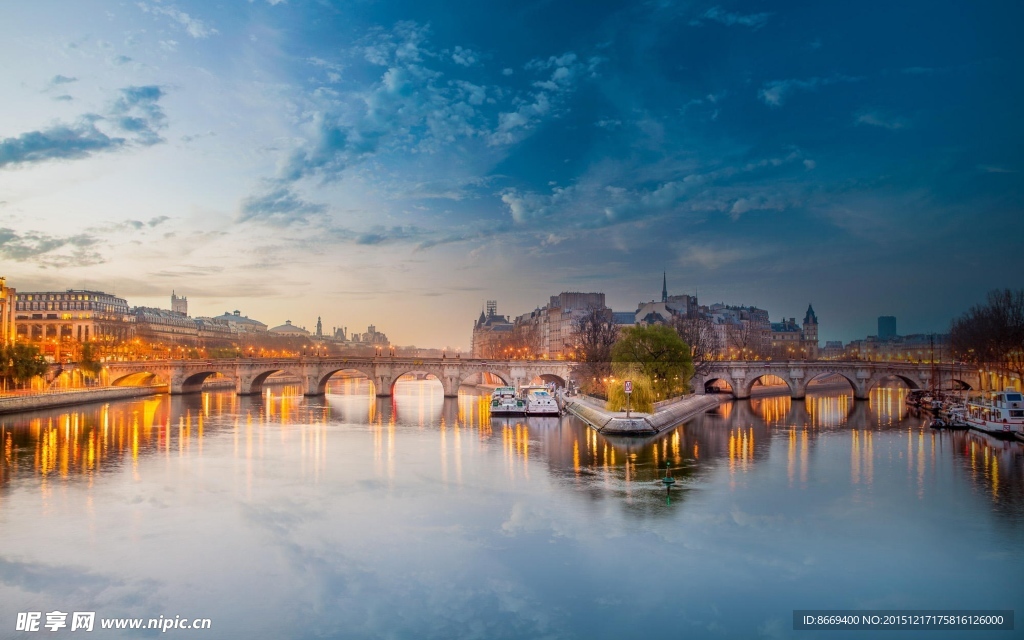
1 382 1022 639
3 384 1020 516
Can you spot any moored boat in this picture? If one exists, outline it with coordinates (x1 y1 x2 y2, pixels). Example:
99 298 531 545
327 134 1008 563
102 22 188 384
519 385 560 416
944 403 970 428
490 386 526 416
906 389 927 409
964 388 1024 437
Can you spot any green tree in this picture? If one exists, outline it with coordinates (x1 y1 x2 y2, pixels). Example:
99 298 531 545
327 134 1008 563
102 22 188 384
80 342 102 382
1 344 50 388
611 324 694 399
605 367 655 413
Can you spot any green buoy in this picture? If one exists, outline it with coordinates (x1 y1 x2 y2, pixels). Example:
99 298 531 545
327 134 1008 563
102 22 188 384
662 461 676 486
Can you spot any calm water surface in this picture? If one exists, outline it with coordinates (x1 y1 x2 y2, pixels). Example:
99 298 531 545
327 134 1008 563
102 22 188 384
1 381 1021 639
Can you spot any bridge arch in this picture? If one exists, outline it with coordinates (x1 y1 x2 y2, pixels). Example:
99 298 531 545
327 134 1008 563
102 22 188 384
175 370 238 394
111 371 166 387
865 373 922 395
241 368 307 396
530 373 567 388
314 367 377 395
704 377 734 394
457 369 512 389
803 371 859 396
388 369 446 396
742 373 795 398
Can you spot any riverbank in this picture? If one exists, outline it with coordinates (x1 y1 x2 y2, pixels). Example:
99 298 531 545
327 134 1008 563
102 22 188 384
0 385 168 415
562 393 722 435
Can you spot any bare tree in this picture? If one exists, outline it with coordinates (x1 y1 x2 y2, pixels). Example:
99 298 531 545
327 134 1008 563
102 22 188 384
570 307 618 363
673 315 722 376
725 320 766 360
487 323 542 359
569 307 618 397
951 288 1024 379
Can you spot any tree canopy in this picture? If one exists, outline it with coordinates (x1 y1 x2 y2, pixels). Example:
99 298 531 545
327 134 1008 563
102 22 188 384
0 344 50 388
951 288 1024 378
611 324 694 399
605 367 655 413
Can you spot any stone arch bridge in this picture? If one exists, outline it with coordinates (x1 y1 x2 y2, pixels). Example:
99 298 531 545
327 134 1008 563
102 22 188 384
101 357 574 397
696 361 984 400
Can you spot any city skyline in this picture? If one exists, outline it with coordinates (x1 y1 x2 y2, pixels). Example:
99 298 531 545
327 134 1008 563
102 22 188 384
2 1 1021 349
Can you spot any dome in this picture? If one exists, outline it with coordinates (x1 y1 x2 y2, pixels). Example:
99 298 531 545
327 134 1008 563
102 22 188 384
269 319 310 336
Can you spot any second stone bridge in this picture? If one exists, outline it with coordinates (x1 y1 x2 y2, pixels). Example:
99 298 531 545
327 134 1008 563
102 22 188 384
102 357 574 397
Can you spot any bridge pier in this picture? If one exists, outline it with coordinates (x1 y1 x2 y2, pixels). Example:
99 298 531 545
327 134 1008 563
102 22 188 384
376 375 393 397
302 374 324 397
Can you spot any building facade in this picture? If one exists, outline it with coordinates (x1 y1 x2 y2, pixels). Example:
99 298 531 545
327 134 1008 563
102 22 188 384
845 333 949 362
133 307 200 346
205 310 268 333
171 291 188 316
0 277 15 347
15 290 135 358
878 316 897 340
769 305 819 360
515 292 608 359
350 324 389 345
269 320 311 337
472 301 515 357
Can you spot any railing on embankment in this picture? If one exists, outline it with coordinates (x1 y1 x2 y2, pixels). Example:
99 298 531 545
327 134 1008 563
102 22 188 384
0 385 168 415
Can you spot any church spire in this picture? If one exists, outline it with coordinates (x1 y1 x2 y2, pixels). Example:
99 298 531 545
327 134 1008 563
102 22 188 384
661 271 668 303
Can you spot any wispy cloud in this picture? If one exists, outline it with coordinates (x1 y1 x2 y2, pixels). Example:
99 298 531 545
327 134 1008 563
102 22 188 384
239 21 598 228
138 3 217 39
0 118 126 168
690 6 771 29
238 186 326 226
501 151 810 229
0 85 167 168
675 241 767 270
0 228 104 266
450 46 480 67
855 109 908 130
977 165 1017 174
108 85 167 145
759 75 860 107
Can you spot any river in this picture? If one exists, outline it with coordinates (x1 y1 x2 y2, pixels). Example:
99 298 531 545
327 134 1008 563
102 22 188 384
0 381 1021 638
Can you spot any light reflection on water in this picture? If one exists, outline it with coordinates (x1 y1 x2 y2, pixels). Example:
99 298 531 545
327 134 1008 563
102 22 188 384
0 381 1021 639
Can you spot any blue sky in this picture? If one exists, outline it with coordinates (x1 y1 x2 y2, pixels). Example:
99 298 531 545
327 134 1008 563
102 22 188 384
1 0 1021 348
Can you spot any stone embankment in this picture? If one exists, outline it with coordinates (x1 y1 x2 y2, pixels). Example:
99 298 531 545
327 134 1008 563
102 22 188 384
0 385 168 415
561 393 722 435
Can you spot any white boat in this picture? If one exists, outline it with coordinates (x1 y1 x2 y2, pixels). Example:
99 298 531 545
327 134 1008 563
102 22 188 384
519 385 560 416
964 388 1024 436
490 386 525 416
945 403 969 428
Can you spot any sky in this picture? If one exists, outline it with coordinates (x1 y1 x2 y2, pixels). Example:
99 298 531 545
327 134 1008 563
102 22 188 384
1 0 1021 349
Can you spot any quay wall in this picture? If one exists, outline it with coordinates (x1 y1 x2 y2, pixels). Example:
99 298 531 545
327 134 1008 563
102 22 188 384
0 386 168 415
563 393 722 435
